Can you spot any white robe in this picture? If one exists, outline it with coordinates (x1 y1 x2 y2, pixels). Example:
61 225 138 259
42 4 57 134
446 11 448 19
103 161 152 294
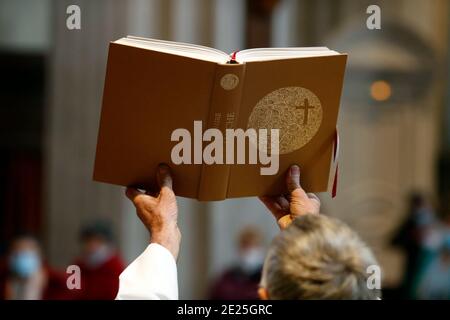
116 243 178 300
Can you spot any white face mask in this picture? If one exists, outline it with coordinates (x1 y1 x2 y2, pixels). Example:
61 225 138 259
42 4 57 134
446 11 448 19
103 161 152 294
239 248 265 273
85 244 112 268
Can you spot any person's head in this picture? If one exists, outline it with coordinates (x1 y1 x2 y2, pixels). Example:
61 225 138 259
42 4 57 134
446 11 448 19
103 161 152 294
8 234 43 278
236 227 265 273
407 192 434 221
409 192 425 210
79 220 114 267
258 214 381 300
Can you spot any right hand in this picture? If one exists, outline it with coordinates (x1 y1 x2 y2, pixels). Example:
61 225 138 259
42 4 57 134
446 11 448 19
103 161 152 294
259 165 321 229
125 164 181 260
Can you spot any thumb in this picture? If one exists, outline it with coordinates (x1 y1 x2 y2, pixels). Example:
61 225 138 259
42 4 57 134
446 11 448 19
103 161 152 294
286 165 309 201
125 187 145 204
156 163 173 190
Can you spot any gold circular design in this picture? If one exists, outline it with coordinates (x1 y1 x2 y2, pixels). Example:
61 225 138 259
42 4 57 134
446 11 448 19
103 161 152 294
220 74 239 90
247 87 323 154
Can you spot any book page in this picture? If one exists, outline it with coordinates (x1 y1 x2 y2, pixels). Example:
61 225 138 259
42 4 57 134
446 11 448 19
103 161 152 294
235 47 341 63
115 36 230 64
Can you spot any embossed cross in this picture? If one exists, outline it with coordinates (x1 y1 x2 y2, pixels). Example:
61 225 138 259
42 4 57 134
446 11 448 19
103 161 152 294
295 98 315 125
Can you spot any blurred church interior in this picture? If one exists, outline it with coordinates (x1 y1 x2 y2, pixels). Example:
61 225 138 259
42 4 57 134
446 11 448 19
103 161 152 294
0 0 449 299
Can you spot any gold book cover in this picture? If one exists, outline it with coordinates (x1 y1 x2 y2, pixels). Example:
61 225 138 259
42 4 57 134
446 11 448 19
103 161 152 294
93 37 347 201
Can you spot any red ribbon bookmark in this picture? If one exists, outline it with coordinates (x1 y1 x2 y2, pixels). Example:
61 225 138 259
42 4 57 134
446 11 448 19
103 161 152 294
331 129 339 198
332 164 339 198
230 51 239 63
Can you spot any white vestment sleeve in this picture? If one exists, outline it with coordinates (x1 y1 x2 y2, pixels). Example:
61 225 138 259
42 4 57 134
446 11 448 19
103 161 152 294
116 243 178 300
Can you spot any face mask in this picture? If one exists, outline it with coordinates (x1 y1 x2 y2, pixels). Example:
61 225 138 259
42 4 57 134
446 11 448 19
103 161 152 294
9 251 41 278
239 248 264 273
442 233 450 251
85 245 112 268
415 208 434 227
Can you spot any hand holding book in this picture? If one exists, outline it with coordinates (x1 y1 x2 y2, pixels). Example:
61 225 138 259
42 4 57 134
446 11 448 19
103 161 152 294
124 163 320 258
259 165 321 230
125 164 181 260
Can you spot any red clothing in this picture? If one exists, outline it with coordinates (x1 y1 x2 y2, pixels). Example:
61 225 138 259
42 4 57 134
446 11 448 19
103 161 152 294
73 253 124 300
209 266 262 300
0 260 70 300
41 268 72 300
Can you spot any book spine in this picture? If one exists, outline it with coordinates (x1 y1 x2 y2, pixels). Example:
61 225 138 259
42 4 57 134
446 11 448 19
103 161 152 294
197 63 246 201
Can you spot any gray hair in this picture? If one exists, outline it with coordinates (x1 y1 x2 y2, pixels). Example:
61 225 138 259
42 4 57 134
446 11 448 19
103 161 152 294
260 214 381 299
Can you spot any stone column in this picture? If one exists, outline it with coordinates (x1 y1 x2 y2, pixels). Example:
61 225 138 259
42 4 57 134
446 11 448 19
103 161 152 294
45 0 130 267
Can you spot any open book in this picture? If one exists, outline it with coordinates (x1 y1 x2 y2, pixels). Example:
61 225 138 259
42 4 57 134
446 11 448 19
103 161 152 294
115 36 341 63
94 36 347 201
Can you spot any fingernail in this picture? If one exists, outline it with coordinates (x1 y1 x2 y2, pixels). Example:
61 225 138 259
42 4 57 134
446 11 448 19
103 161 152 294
290 165 299 175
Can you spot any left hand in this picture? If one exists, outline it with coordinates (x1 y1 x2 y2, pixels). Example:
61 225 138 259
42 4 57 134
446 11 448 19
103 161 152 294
259 165 321 229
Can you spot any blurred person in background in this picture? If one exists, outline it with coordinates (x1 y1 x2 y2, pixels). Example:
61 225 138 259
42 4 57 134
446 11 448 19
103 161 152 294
209 226 265 300
391 192 437 298
414 229 450 299
0 234 68 300
72 221 124 300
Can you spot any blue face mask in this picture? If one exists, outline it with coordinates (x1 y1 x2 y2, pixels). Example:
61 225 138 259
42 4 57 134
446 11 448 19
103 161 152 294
9 251 41 278
442 234 450 251
85 245 112 268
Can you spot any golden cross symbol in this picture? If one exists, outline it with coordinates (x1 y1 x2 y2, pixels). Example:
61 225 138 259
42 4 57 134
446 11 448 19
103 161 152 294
295 98 315 125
